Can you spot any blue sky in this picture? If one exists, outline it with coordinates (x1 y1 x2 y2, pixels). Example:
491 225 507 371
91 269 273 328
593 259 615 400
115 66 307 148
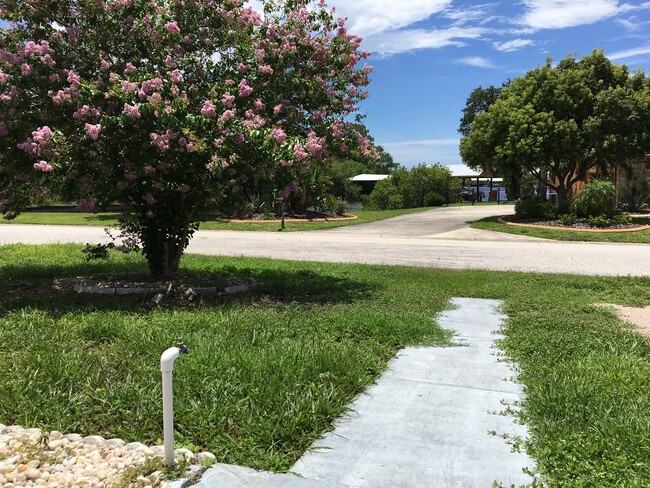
318 0 650 168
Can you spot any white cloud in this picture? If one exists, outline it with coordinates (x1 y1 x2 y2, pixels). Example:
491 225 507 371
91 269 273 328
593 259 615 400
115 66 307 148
522 0 620 29
493 38 535 52
455 56 495 68
379 139 461 166
364 26 487 56
607 45 650 60
441 3 498 26
333 0 452 37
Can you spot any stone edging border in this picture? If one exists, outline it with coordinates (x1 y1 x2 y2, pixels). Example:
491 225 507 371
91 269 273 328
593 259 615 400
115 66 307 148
497 217 650 233
216 214 358 224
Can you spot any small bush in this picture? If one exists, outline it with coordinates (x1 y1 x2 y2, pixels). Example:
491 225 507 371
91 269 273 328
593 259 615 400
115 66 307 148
571 180 616 218
611 213 632 225
543 203 560 220
424 191 446 207
559 213 577 225
515 198 545 219
588 214 611 227
364 179 403 210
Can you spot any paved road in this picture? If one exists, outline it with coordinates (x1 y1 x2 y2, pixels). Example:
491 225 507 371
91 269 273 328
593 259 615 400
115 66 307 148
1 206 649 276
327 204 517 238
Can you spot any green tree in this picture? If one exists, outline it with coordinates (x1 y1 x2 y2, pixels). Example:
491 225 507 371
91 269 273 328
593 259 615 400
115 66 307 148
460 51 650 211
364 164 459 210
458 85 502 137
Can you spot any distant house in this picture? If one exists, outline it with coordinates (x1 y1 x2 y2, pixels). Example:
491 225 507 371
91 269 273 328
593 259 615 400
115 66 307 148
349 174 391 194
444 164 505 201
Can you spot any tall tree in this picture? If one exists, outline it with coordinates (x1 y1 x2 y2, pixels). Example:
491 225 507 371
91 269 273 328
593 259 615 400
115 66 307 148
0 0 378 276
460 51 650 211
458 85 501 137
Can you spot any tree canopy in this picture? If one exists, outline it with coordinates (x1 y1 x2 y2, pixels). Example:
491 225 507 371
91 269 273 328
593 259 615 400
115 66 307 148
0 0 378 276
460 50 650 210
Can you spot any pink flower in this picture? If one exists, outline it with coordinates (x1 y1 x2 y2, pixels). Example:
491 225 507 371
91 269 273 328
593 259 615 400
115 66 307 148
124 62 137 74
33 160 52 172
32 126 53 144
222 92 235 107
238 79 253 97
170 69 182 82
100 59 111 71
218 109 236 123
201 100 217 117
121 80 138 93
254 99 266 110
270 127 286 144
73 105 91 121
67 70 81 86
143 193 157 205
85 123 101 140
179 184 190 193
237 63 249 73
123 103 141 118
21 63 32 75
165 55 176 67
258 65 273 75
294 143 309 161
305 131 324 159
146 210 154 218
165 21 181 34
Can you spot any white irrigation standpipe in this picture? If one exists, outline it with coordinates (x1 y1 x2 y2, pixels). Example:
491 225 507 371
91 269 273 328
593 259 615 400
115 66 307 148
161 338 189 469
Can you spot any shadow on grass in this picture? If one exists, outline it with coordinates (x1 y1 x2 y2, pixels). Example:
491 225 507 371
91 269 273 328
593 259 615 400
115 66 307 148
0 260 379 315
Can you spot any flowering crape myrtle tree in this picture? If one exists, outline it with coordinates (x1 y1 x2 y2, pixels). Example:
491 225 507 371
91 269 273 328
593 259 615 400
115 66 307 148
0 0 377 277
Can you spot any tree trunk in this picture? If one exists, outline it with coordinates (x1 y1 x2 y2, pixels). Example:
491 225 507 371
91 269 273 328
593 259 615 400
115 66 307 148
556 185 570 213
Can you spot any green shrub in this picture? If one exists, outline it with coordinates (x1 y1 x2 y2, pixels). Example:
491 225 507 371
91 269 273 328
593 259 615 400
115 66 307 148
588 214 611 227
543 203 560 220
611 213 632 225
364 179 403 210
559 213 577 225
515 198 545 219
424 191 445 207
571 180 616 218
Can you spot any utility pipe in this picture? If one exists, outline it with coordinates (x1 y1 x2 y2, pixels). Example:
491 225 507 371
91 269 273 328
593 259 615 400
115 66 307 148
161 338 189 469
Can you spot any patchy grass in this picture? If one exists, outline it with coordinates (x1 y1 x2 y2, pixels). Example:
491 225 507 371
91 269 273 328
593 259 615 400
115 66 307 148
0 207 435 232
471 215 650 243
1 244 649 484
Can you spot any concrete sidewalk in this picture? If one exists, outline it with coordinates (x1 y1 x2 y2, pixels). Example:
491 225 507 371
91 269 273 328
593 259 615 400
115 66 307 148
190 298 534 488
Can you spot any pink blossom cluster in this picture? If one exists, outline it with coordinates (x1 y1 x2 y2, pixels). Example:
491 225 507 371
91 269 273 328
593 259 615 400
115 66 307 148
201 100 217 117
33 160 52 172
123 103 141 118
85 123 101 140
149 130 177 152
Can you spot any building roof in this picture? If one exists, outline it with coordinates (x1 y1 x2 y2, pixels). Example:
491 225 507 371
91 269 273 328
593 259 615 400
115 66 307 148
445 164 495 178
349 174 391 182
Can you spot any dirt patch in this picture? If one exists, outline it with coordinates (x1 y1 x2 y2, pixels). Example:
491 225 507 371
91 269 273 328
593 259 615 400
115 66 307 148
597 303 650 338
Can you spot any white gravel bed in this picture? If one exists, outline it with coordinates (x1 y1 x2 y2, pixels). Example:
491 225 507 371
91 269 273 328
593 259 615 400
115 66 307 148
0 424 215 487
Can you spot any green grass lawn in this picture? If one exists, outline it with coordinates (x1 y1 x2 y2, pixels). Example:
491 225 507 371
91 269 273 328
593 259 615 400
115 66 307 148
471 215 650 243
0 207 435 232
1 244 649 486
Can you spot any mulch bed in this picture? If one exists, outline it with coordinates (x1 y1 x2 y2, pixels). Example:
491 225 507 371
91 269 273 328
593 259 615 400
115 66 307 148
500 215 648 231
